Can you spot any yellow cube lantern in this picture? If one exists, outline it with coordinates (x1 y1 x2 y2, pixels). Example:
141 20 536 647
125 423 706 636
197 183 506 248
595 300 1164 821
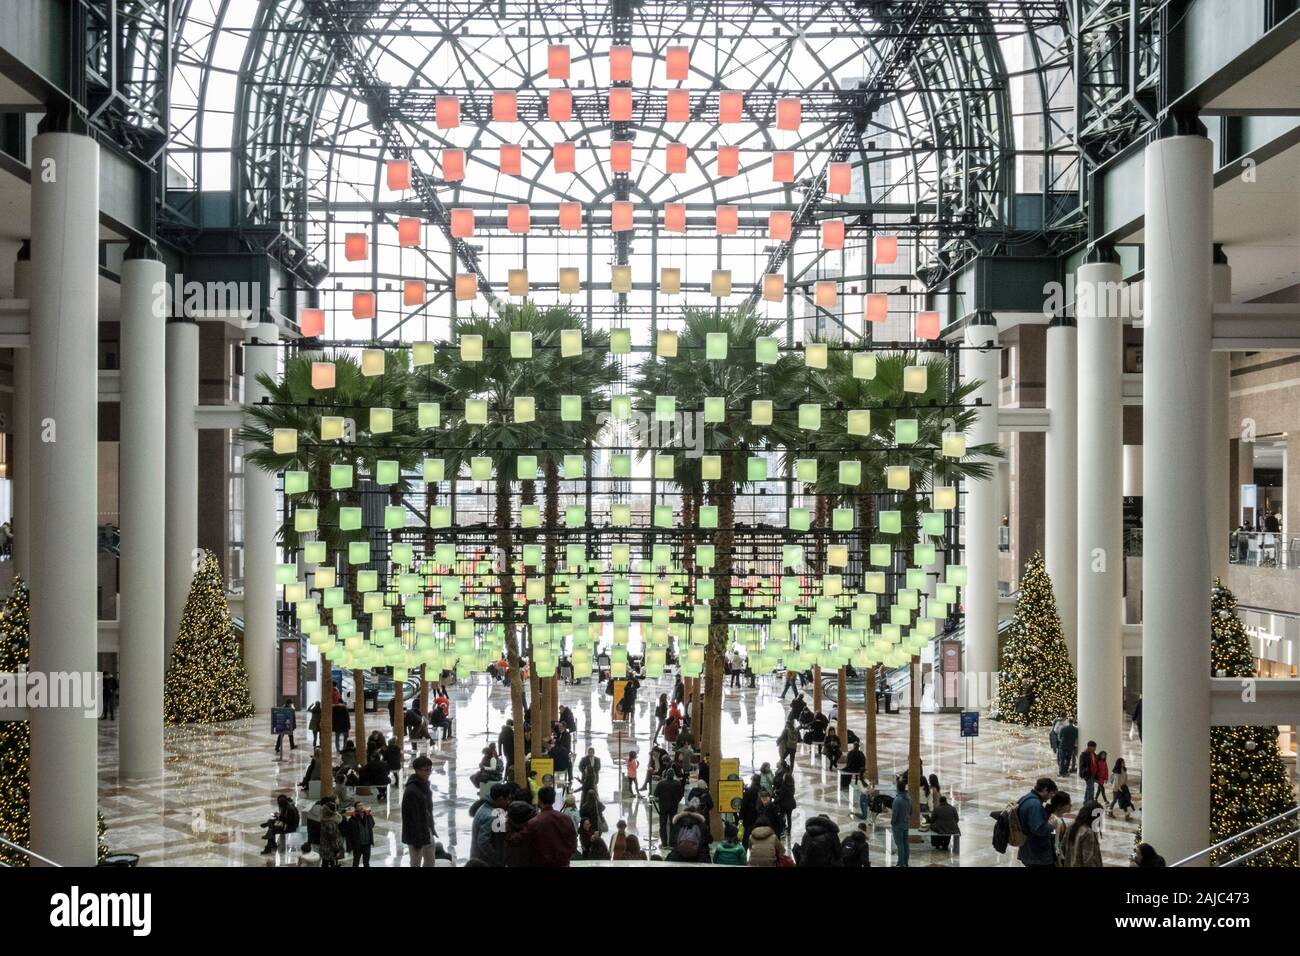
412 341 435 366
508 268 529 297
942 432 968 457
903 365 928 393
751 400 773 426
320 416 344 441
701 455 722 481
272 428 297 454
657 330 678 357
934 486 957 510
804 341 828 369
847 409 871 436
361 349 385 376
611 264 632 294
559 268 581 294
465 398 487 425
710 270 732 298
560 328 583 357
460 334 484 362
886 465 911 490
370 407 393 433
660 268 681 295
514 396 536 423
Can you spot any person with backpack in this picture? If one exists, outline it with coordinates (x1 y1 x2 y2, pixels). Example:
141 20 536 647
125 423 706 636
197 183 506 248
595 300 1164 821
1078 740 1099 803
841 822 871 867
1014 777 1060 867
668 801 709 862
778 720 801 771
1056 718 1078 776
713 823 747 864
795 814 842 866
1045 792 1073 864
890 776 913 867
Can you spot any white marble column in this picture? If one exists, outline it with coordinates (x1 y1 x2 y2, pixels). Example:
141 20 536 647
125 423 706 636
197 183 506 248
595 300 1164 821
243 321 280 710
962 316 1000 703
1122 445 1143 497
1076 255 1124 760
165 320 199 659
11 247 30 578
1045 316 1078 664
118 251 167 779
27 130 100 867
1143 132 1214 865
1208 254 1232 584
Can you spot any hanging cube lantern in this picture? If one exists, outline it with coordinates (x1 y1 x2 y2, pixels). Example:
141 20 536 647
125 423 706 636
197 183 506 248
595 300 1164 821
454 274 478 301
942 432 968 457
719 90 744 123
520 504 540 528
611 201 634 232
610 453 631 478
563 454 584 478
361 348 385 376
710 270 732 298
311 362 335 390
283 471 308 495
610 395 632 420
397 217 421 247
557 327 582 357
386 159 411 191
657 330 678 357
566 505 587 527
665 142 688 174
936 582 957 605
763 274 785 302
450 208 474 238
776 96 802 130
755 336 779 364
654 504 673 528
880 510 902 534
610 137 632 171
795 458 818 483
697 505 719 529
895 418 919 445
870 543 891 566
847 409 871 436
513 396 535 423
561 395 582 421
553 142 576 173
464 398 487 425
459 333 483 361
916 310 941 340
329 464 352 489
435 95 459 128
352 291 375 320
769 210 792 241
558 201 582 230
934 486 957 510
299 308 324 337
412 341 434 366
804 341 828 369
507 269 529 297
696 545 715 568
704 397 725 423
654 454 674 480
418 401 440 428
798 403 821 431
370 407 393 433
611 265 633 294
833 507 853 531
559 267 581 294
470 456 492 481
492 90 517 122
716 145 739 177
821 219 845 250
788 507 810 532
609 89 633 123
715 205 738 235
319 416 343 441
865 293 889 323
874 235 898 265
828 162 852 195
507 204 531 235
547 43 570 79
701 455 721 481
922 512 946 536
886 465 910 490
441 148 465 181
548 89 573 122
946 564 968 587
839 460 861 486
403 280 426 306
865 572 886 594
914 543 936 566
666 45 690 80
664 203 686 233
750 400 772 426
611 503 631 527
655 395 676 421
659 268 681 295
510 330 533 358
344 232 367 261
294 509 318 533
666 89 691 122
815 281 838 308
499 143 522 176
747 456 768 481
375 459 399 485
772 151 795 183
903 365 928 393
609 43 633 81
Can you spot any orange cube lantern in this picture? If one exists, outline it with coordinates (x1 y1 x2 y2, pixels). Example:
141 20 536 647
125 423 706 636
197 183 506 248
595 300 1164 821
548 89 572 122
492 90 518 123
554 142 576 173
344 233 367 261
609 88 633 122
352 291 375 319
769 210 793 241
500 144 522 176
507 204 531 235
865 293 889 323
916 310 941 341
610 140 632 174
874 234 898 265
717 145 739 178
715 205 738 236
665 142 687 174
762 274 785 302
666 89 691 123
828 162 851 195
397 217 421 247
311 362 335 390
435 95 459 129
403 280 426 306
609 45 633 82
776 97 802 131
664 203 686 233
821 219 845 250
815 281 838 308
455 274 478 301
558 202 582 231
719 90 744 123
300 307 325 337
666 46 690 81
547 44 570 80
386 159 411 191
611 201 634 232
441 148 464 182
772 151 795 183
450 208 474 238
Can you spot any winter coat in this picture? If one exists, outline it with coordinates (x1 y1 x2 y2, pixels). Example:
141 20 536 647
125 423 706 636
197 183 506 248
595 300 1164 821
1015 791 1056 866
332 703 350 735
343 810 375 851
1065 826 1104 867
307 703 322 733
747 825 783 866
400 774 435 848
797 815 842 866
318 807 346 865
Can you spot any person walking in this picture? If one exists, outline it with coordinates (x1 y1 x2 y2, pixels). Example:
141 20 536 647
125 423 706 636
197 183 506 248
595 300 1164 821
332 697 350 752
890 777 913 867
101 673 118 721
653 769 684 848
401 754 437 866
1131 697 1143 741
780 668 799 700
1056 718 1078 777
1062 801 1105 867
342 801 375 867
1015 777 1060 868
729 650 743 687
1110 758 1134 820
778 721 800 772
651 693 669 743
1094 750 1111 807
307 701 322 748
774 762 796 839
1079 740 1099 803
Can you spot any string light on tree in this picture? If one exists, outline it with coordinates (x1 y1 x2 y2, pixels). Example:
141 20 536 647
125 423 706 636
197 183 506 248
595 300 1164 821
994 552 1077 726
0 578 30 866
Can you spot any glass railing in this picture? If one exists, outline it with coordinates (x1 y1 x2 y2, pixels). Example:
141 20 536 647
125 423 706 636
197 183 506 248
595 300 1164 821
1230 532 1300 570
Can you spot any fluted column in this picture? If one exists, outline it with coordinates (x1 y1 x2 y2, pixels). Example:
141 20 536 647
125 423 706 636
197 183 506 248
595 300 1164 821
962 316 1000 702
243 321 280 710
1045 315 1078 664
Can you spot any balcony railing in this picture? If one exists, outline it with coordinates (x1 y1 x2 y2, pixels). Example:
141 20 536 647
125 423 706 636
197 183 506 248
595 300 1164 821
1230 532 1300 570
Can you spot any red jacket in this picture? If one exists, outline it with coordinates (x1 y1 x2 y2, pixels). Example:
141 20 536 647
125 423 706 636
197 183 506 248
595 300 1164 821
508 808 577 867
1094 757 1109 785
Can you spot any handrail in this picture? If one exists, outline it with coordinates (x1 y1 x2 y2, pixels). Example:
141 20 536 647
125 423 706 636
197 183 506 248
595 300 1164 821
0 834 64 867
1171 805 1300 866
1221 826 1300 867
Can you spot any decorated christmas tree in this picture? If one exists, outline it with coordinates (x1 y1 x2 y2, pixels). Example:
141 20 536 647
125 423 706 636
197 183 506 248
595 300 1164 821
164 551 255 723
995 551 1077 725
1209 581 1298 866
0 578 31 866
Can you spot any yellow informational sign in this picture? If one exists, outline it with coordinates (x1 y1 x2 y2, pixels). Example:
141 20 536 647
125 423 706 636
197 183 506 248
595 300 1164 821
718 778 744 813
719 757 741 780
531 757 555 785
611 678 628 718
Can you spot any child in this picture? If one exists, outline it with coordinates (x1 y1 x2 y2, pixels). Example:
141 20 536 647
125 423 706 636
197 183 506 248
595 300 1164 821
712 823 747 865
626 750 643 794
1094 750 1111 807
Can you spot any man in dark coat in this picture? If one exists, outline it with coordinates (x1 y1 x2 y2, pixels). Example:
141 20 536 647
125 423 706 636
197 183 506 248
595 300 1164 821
332 699 351 752
653 769 684 848
498 720 515 774
796 814 842 866
1056 718 1079 776
507 785 577 866
401 755 437 866
1016 777 1059 868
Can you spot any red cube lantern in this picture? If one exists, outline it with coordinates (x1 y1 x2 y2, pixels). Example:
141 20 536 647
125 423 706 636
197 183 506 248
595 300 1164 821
553 142 576 173
821 219 845 250
352 291 375 319
435 96 459 129
403 280 426 306
547 44 570 80
609 88 633 122
507 204 531 235
666 46 690 81
558 202 582 231
450 208 474 238
610 140 632 173
665 142 687 174
548 89 572 122
611 201 633 232
768 210 792 241
344 233 367 261
772 151 795 183
719 90 744 123
300 307 325 337
441 148 465 182
500 144 522 176
865 293 889 323
715 205 738 236
874 234 898 265
664 203 686 233
609 45 633 82
828 162 851 195
916 310 941 340
717 145 739 178
776 97 802 131
386 159 411 191
397 217 421 247
666 89 691 123
492 90 518 123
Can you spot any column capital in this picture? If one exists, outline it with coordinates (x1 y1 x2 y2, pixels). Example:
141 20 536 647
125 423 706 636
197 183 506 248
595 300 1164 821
124 238 161 261
1047 315 1076 329
1083 240 1119 265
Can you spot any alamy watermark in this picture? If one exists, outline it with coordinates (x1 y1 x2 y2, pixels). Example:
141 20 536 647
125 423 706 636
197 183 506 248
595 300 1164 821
0 670 103 718
150 272 262 324
1042 275 1145 323
596 409 707 458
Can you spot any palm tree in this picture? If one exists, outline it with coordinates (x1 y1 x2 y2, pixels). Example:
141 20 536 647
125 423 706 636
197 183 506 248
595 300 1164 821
632 307 803 832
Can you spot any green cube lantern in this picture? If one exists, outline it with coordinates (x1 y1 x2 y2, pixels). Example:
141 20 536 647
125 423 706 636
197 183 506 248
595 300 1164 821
795 459 818 483
891 605 912 626
561 395 582 421
696 578 714 600
471 456 493 481
655 395 676 421
375 459 399 485
423 458 445 482
611 454 631 478
418 402 440 428
610 395 632 420
560 328 583 357
654 505 673 528
510 330 533 358
348 541 369 564
611 503 631 526
936 582 957 604
357 570 378 592
565 505 586 526
610 328 632 355
832 508 853 531
338 507 362 531
788 508 810 532
392 542 412 565
322 587 343 609
783 545 804 568
701 455 721 480
879 510 902 534
798 403 821 431
303 541 327 565
430 505 451 528
847 409 871 436
747 456 767 481
706 331 728 360
520 505 540 528
465 398 487 425
922 512 945 536
384 505 405 529
906 569 928 591
370 407 393 433
655 454 674 480
894 418 919 444
704 397 725 423
699 505 718 528
853 352 877 380
865 572 886 594
284 471 308 495
563 454 584 478
275 563 297 585
412 341 435 366
756 336 779 364
330 464 353 489
513 396 535 423
434 543 456 565
870 543 891 566
838 460 861 486
914 543 936 566
696 545 715 568
946 564 967 586
516 455 537 480
751 400 772 426
566 545 586 568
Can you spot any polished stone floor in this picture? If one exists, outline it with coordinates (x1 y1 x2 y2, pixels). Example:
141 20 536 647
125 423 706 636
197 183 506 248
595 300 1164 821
96 671 1146 866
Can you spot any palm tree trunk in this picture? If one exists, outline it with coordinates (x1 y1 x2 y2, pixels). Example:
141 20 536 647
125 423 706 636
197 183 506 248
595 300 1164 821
319 653 334 798
418 664 429 721
393 679 405 750
837 666 846 736
352 668 366 757
864 665 878 782
420 482 436 719
496 469 527 785
909 655 922 826
703 450 736 837
521 478 545 755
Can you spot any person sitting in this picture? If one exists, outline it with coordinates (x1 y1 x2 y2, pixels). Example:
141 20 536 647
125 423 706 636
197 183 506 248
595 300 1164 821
358 750 391 801
929 795 960 850
260 794 300 855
